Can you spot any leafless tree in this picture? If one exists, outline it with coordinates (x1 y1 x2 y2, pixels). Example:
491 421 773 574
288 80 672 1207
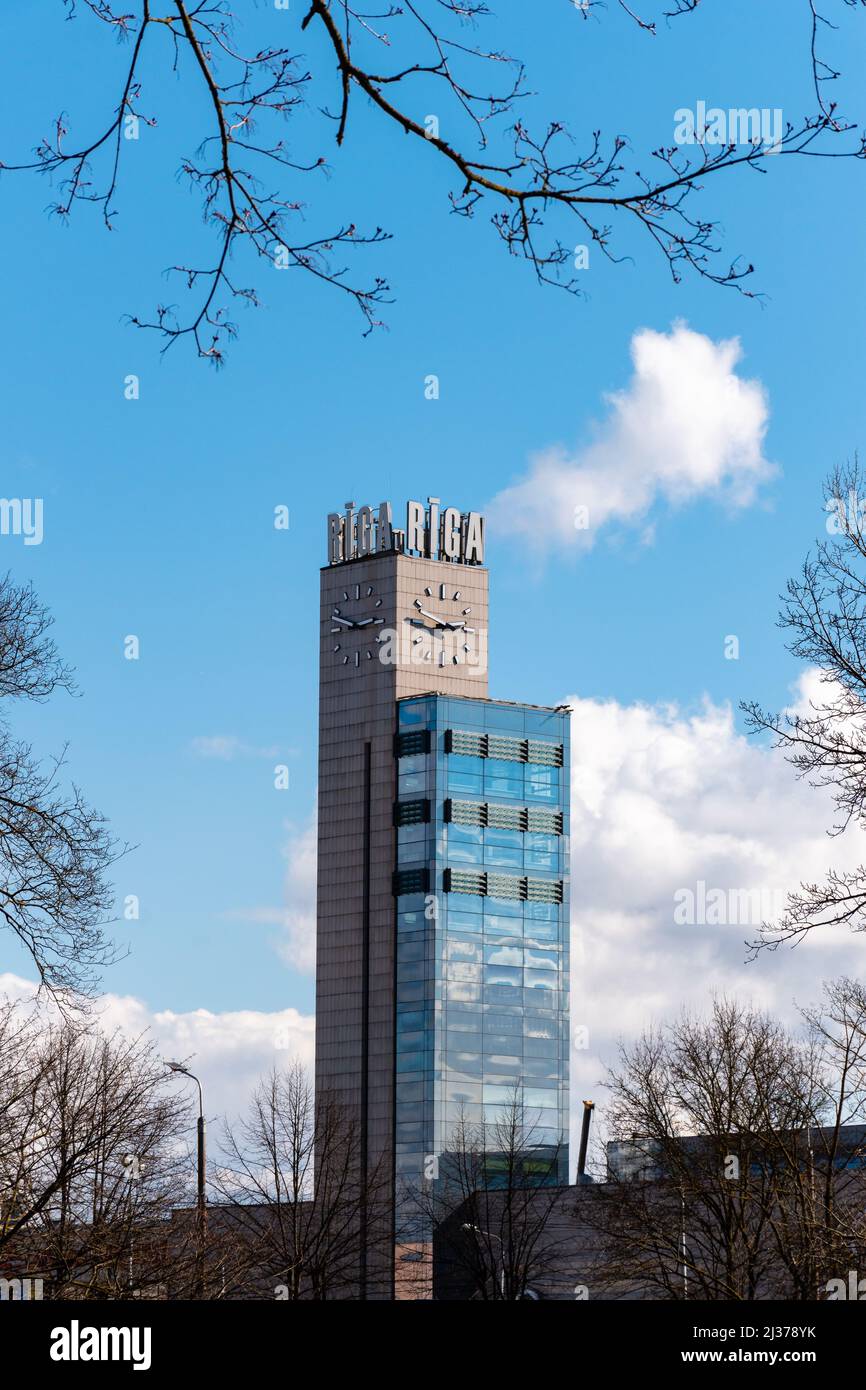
3 2 865 362
743 458 866 952
404 1087 568 1300
0 574 125 995
576 991 866 1301
214 1061 391 1299
0 1001 211 1298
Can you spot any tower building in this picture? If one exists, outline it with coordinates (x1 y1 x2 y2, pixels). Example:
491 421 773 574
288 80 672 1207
315 498 570 1296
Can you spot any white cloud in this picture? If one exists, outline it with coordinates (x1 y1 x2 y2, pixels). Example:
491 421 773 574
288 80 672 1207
8 671 863 1172
275 810 318 974
566 673 866 1145
227 808 317 975
488 322 776 549
0 973 314 1127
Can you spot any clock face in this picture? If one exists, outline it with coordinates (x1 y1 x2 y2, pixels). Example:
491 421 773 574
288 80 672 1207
405 582 476 666
330 581 386 669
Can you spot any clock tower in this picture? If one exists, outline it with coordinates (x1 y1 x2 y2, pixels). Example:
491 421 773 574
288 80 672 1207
316 500 489 1295
315 496 570 1300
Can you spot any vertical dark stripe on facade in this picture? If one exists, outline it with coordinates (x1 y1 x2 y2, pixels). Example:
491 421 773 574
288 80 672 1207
389 727 399 1300
359 739 372 1299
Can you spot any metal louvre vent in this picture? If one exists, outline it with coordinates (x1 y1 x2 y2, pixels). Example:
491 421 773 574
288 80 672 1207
445 729 564 766
446 800 564 836
486 872 523 900
485 803 525 831
526 807 564 834
444 868 486 896
525 878 564 904
445 729 485 757
486 734 527 762
446 799 486 827
526 739 564 767
395 729 431 758
393 868 430 896
444 869 563 902
394 799 430 827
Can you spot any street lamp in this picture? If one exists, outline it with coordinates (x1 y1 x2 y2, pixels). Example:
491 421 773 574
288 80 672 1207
165 1061 207 1295
462 1223 507 1298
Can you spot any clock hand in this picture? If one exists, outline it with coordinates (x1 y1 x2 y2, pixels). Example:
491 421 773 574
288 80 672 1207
414 606 450 629
331 616 356 629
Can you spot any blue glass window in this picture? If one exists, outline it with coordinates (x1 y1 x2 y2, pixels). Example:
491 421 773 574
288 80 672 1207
445 980 481 1004
484 827 523 868
521 1084 559 1106
399 701 429 728
396 1052 425 1073
448 754 484 795
397 1010 426 1032
444 1079 482 1104
525 947 558 970
396 981 425 1004
485 1012 523 1035
525 764 559 802
484 943 523 967
525 832 558 870
484 765 523 800
484 964 521 987
399 770 427 796
447 824 484 865
396 1079 425 1103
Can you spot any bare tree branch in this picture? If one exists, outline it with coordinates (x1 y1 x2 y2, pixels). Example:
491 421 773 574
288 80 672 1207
3 0 864 361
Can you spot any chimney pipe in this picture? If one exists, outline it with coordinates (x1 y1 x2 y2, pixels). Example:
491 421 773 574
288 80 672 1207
577 1100 595 1180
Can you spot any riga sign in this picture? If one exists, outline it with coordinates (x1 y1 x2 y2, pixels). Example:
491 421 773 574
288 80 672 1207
327 497 485 567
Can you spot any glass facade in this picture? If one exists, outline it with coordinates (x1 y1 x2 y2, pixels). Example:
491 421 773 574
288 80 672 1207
393 695 570 1241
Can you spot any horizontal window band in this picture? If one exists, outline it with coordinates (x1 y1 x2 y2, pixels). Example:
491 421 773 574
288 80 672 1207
393 867 431 896
445 799 563 835
443 868 563 904
394 729 431 758
444 729 564 766
394 798 431 827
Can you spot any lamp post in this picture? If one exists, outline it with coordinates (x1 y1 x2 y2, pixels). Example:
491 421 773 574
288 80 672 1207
462 1223 507 1299
165 1061 207 1297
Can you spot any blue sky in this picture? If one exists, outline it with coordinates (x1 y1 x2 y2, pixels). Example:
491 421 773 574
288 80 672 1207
2 0 865 1089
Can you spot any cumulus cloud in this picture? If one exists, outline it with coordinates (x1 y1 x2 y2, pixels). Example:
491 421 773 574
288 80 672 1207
488 322 776 549
228 808 317 975
8 670 863 1168
566 673 866 1142
0 972 314 1127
